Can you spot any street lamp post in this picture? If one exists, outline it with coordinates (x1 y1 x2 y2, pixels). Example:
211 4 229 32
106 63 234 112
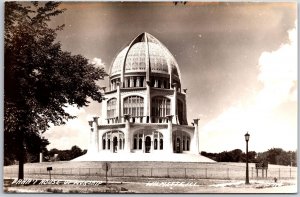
245 132 250 184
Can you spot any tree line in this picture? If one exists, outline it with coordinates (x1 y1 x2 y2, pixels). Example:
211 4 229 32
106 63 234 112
201 148 297 166
4 143 86 166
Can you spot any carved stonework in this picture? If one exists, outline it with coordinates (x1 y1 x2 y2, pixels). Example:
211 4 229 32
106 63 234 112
98 124 125 130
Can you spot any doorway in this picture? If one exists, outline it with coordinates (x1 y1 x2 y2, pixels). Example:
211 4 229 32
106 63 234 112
176 138 181 153
113 137 118 153
145 136 151 153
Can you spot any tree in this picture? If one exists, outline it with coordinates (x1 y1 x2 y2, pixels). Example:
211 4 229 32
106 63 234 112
4 2 107 178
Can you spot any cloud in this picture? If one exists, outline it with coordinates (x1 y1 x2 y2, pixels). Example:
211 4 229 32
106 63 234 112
200 22 297 153
90 57 106 69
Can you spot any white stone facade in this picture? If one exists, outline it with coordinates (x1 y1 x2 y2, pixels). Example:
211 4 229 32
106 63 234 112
75 33 213 162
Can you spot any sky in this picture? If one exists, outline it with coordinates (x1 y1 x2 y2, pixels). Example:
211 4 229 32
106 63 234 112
42 2 297 153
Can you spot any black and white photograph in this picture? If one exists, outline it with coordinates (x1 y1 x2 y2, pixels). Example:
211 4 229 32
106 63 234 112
3 1 298 193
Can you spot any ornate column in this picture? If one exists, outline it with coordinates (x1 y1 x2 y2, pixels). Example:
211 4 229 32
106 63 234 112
130 77 134 88
193 119 200 154
93 117 99 152
142 133 145 153
150 131 154 152
105 133 108 150
116 82 121 122
145 80 151 123
124 114 131 153
136 77 140 87
172 83 177 123
158 136 160 150
166 115 173 153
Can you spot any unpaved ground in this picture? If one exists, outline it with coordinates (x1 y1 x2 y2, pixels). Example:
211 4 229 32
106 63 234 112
4 178 297 193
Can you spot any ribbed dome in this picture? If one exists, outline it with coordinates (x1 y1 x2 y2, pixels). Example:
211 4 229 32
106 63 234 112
110 33 180 80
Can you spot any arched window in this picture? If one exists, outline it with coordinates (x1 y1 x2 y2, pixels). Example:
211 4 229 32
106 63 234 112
102 131 124 151
160 139 163 150
139 138 142 150
102 139 106 150
154 139 158 150
177 99 184 125
119 139 122 149
107 98 117 119
134 138 137 149
123 96 144 117
151 96 170 123
172 131 190 153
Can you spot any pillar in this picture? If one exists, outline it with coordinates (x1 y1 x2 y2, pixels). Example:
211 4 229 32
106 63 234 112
88 120 95 153
137 77 140 87
172 83 177 123
106 133 108 150
166 115 173 153
142 132 145 153
150 131 154 152
124 77 128 88
145 80 151 123
93 117 99 152
193 118 200 154
124 114 131 152
116 82 121 122
130 77 134 87
39 153 43 163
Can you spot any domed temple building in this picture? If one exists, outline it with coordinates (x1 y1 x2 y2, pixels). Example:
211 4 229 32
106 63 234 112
75 33 214 162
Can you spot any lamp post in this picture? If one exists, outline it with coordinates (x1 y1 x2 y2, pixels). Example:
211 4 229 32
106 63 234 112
245 132 250 184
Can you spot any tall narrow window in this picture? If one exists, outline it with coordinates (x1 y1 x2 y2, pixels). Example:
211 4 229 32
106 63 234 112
134 138 137 149
107 98 117 119
151 96 170 122
139 138 142 150
103 139 106 150
177 99 184 125
123 96 144 117
160 139 163 150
